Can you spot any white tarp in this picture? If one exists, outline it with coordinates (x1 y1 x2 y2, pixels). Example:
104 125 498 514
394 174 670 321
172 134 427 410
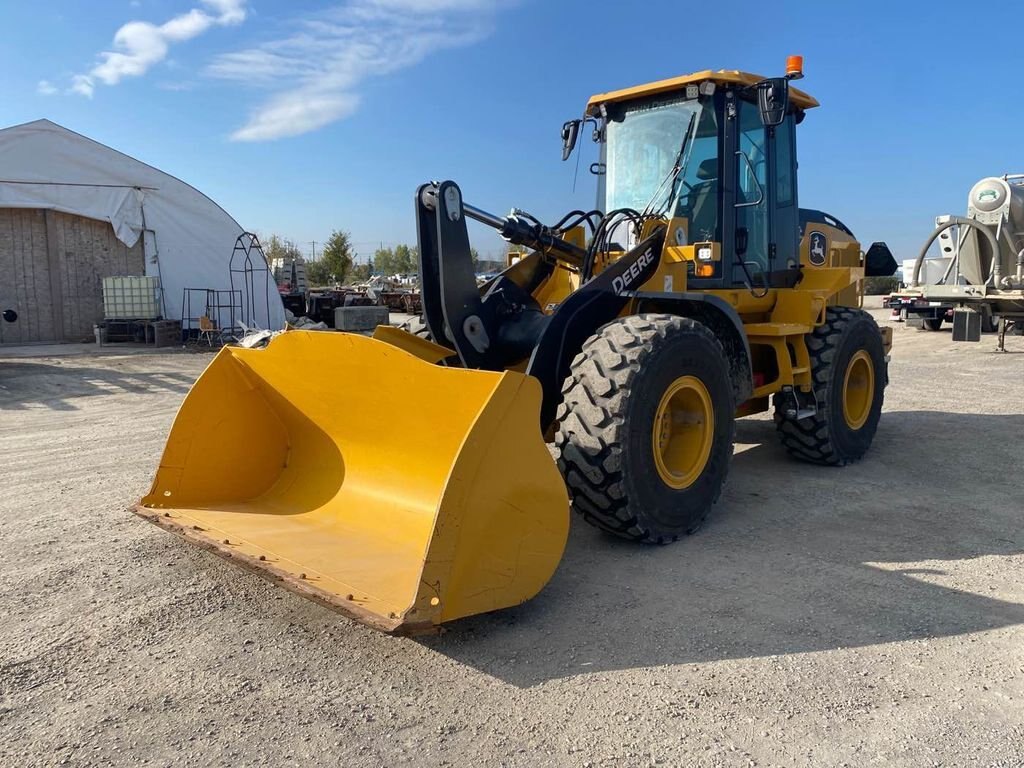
0 119 285 329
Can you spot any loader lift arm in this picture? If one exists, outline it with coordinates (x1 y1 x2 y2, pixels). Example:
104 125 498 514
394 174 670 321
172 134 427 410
416 179 667 426
416 181 587 368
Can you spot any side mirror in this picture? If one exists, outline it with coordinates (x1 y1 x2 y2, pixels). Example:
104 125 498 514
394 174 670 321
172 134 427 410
561 119 581 161
757 77 789 127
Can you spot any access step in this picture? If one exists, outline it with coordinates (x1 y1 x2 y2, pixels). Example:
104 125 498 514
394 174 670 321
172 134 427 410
744 322 811 337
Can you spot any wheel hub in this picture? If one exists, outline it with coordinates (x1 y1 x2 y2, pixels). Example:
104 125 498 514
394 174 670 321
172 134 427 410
652 376 714 490
842 350 875 430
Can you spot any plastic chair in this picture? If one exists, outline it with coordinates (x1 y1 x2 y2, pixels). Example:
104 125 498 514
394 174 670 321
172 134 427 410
198 315 218 347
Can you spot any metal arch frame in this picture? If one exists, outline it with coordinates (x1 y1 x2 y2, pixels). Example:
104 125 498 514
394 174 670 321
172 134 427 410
229 232 272 331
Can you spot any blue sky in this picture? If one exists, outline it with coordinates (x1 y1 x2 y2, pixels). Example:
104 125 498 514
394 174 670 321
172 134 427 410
3 0 1021 262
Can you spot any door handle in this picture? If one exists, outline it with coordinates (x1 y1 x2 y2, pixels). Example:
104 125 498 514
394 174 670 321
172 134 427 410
734 150 764 208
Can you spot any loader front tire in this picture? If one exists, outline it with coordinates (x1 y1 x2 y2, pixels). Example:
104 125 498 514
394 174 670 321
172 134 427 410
554 314 735 543
774 307 886 466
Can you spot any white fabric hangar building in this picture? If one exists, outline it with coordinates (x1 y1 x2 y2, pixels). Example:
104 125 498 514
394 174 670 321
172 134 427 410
0 119 284 344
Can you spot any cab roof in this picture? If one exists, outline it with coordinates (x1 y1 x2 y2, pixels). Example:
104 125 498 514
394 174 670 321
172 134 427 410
586 69 820 114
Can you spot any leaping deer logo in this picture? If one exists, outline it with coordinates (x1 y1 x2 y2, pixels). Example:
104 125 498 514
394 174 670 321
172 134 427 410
809 231 827 266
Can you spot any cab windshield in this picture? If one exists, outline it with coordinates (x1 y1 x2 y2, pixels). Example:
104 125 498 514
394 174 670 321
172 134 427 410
604 95 720 243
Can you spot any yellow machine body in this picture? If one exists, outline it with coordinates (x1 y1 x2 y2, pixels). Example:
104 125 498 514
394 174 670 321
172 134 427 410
137 331 569 634
137 67 891 633
505 232 887 419
585 69 820 112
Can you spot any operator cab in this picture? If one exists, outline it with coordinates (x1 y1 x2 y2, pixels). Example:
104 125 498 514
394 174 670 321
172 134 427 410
562 63 817 292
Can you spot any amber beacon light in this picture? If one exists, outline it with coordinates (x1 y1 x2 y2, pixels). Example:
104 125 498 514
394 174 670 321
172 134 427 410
786 55 804 80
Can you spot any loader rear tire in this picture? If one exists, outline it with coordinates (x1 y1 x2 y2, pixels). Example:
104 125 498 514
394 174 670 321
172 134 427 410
774 307 886 466
554 314 735 543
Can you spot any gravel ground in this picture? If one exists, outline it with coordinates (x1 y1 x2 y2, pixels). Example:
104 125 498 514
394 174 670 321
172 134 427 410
1 301 1022 767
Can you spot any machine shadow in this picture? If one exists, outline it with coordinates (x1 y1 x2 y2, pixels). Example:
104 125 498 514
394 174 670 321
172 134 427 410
420 410 1024 688
0 361 193 411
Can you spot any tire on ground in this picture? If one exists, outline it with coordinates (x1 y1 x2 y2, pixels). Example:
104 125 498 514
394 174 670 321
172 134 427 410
774 306 886 466
554 314 735 543
922 317 943 331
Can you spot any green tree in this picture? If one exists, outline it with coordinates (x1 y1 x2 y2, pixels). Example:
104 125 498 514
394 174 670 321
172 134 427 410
393 244 417 274
347 262 372 283
372 246 396 276
323 229 354 283
308 229 354 286
262 234 302 265
373 244 418 276
864 276 900 295
261 234 306 288
306 260 328 287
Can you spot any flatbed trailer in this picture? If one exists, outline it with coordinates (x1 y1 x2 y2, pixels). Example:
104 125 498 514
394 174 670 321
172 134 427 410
886 290 954 330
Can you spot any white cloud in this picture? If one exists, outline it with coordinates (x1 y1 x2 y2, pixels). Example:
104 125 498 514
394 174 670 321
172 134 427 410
158 81 196 92
366 0 508 9
71 75 95 98
209 0 509 142
37 80 58 96
232 92 362 142
71 0 247 95
204 0 247 24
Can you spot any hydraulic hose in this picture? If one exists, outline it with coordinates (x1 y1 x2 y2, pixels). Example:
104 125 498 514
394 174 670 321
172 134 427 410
419 183 587 267
462 203 587 268
912 216 1001 288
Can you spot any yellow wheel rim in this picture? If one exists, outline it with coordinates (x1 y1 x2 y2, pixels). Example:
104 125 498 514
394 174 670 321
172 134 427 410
652 375 715 490
842 350 875 430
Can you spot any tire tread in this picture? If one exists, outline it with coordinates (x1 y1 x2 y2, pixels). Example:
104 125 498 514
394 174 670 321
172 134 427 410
773 307 883 466
554 314 733 543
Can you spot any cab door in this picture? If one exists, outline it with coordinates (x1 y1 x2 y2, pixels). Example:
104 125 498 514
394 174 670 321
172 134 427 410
771 114 800 269
722 93 800 288
731 98 770 286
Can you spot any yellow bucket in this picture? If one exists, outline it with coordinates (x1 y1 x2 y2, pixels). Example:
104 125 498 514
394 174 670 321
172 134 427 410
137 330 569 634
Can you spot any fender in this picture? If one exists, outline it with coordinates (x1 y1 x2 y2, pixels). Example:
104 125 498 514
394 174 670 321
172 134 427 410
527 229 665 428
632 291 754 404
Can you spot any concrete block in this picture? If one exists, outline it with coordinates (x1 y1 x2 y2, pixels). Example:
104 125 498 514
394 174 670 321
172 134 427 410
334 305 389 332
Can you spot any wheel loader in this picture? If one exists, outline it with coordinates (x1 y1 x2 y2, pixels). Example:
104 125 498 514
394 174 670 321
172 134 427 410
137 60 896 634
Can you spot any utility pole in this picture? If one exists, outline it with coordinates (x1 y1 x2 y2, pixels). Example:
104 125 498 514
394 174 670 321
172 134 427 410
310 241 316 261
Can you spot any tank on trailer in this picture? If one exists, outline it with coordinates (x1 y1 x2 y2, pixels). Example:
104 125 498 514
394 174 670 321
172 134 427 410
911 175 1024 347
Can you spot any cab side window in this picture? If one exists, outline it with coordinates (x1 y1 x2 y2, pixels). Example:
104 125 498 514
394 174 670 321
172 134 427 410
775 117 795 208
734 100 769 281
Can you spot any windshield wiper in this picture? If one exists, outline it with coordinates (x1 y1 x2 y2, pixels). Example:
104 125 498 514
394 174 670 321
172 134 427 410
641 109 699 218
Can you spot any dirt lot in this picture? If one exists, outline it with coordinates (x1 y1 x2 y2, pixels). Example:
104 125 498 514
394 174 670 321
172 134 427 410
2 303 1022 767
